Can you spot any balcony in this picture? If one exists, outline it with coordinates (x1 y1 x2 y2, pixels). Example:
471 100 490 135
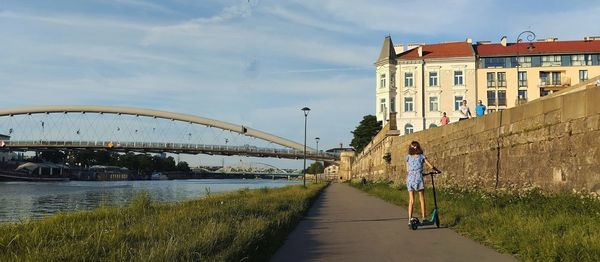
539 75 571 90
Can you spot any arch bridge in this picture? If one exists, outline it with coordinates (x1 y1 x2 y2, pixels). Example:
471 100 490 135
0 106 338 161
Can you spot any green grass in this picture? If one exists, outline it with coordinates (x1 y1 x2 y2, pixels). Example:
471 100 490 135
0 183 327 261
350 181 600 261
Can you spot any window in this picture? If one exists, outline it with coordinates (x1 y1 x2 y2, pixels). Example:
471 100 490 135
561 55 571 66
380 98 386 113
429 123 438 129
579 70 588 81
429 97 439 112
551 72 561 85
429 72 438 87
487 109 496 113
487 91 496 106
380 74 386 88
572 55 584 66
454 71 464 86
531 56 542 67
390 73 396 87
516 56 532 67
390 97 396 113
404 72 414 87
483 57 507 68
541 55 561 67
487 72 495 88
518 72 528 87
497 72 506 87
404 124 414 135
404 97 414 112
498 90 507 106
454 95 463 111
518 90 528 102
540 72 549 86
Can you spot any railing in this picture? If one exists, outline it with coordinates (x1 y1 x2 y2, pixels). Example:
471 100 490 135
1 140 340 161
539 77 571 87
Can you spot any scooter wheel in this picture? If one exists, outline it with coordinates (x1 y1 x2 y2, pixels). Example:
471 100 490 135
435 216 440 228
410 218 419 230
411 223 418 230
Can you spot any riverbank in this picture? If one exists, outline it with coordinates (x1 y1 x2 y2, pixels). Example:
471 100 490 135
0 183 327 261
350 181 600 261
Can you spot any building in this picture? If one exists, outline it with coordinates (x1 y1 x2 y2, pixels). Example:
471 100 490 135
475 36 600 111
375 35 600 128
375 36 476 134
0 134 12 162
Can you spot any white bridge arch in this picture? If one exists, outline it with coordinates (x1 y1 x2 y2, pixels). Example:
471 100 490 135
0 105 337 161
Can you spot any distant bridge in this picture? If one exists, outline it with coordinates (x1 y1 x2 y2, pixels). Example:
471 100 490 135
0 105 338 161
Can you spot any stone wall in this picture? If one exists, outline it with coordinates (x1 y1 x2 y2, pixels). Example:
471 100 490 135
340 86 600 194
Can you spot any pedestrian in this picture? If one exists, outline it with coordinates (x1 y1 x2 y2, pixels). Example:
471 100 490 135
405 141 437 228
440 112 449 125
459 100 471 121
475 100 486 117
596 78 600 87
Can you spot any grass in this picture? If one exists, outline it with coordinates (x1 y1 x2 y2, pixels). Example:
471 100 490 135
0 183 327 261
350 181 600 261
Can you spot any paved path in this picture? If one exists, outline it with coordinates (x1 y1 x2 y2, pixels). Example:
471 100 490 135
272 183 516 262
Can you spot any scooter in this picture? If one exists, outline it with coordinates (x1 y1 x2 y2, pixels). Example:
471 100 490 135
410 169 442 230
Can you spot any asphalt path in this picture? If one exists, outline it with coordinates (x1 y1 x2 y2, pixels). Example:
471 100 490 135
272 183 517 262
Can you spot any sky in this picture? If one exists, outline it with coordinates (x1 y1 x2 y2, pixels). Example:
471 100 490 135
1 0 599 168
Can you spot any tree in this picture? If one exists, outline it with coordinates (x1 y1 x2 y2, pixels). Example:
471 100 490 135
307 161 324 175
350 115 382 153
176 161 190 172
38 150 67 163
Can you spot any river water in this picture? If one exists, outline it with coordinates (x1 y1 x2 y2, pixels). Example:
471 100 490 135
0 179 301 223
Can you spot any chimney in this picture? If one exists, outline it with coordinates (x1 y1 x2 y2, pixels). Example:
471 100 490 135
584 36 600 41
466 37 473 44
500 36 507 47
394 44 405 54
417 46 423 57
544 37 558 42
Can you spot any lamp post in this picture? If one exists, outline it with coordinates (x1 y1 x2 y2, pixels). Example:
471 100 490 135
301 107 311 187
515 30 536 106
315 137 320 183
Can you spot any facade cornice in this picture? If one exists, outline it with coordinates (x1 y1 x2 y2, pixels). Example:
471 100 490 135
375 59 397 66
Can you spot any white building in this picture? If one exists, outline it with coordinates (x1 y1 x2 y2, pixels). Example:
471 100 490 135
375 36 477 134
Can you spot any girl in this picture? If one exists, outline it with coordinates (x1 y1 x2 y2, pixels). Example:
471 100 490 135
405 141 437 226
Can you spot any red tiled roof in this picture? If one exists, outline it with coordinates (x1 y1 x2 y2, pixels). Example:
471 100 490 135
397 42 474 59
475 40 600 57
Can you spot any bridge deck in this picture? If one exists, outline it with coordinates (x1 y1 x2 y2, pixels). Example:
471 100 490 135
1 140 339 161
272 183 515 261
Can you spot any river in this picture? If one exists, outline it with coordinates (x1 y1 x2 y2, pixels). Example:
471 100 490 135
0 179 302 223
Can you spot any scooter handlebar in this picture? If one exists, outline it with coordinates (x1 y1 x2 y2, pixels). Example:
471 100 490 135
422 169 442 176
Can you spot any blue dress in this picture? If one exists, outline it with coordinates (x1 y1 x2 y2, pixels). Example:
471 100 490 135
405 154 426 191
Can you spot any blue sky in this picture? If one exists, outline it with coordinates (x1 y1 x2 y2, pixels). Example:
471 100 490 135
1 0 599 167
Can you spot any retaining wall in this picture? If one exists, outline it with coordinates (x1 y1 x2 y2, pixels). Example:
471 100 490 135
340 86 600 193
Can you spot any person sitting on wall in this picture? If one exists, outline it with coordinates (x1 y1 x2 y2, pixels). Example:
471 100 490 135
458 100 472 121
475 100 486 117
440 112 449 125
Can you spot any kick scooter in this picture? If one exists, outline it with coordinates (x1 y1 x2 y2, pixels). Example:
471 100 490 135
410 169 442 230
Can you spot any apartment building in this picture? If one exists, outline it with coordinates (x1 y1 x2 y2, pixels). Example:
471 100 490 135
375 36 476 134
475 37 600 111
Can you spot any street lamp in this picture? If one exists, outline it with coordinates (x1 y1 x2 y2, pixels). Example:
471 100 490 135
315 137 320 183
515 30 536 106
301 107 310 187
